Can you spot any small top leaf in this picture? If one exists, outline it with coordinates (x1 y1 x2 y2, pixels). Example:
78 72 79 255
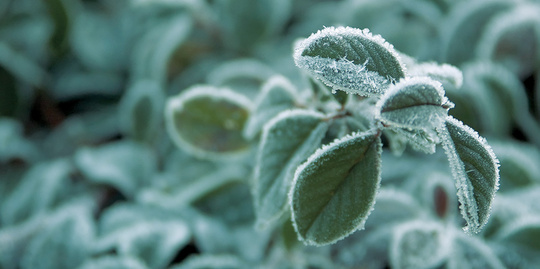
294 26 406 96
243 75 298 139
376 77 453 131
290 130 382 245
165 85 252 159
439 116 500 234
254 109 328 228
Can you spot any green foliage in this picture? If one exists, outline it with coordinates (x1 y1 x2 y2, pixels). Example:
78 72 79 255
2 0 540 268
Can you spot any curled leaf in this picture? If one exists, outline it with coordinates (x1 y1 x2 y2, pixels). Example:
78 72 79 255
439 116 500 234
294 26 406 96
290 130 382 245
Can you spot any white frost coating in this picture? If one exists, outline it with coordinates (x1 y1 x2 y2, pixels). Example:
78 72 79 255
254 109 327 228
165 85 252 160
243 75 299 139
408 62 464 88
375 76 452 131
207 58 276 86
390 220 450 269
293 26 406 96
438 116 500 234
288 129 381 245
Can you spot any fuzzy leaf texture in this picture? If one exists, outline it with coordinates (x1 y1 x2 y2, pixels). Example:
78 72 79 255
243 75 298 139
376 77 453 131
165 86 251 159
290 130 382 245
254 110 328 228
294 26 406 96
440 116 500 234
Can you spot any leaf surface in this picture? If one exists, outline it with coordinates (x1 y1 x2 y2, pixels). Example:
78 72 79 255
294 26 405 96
439 116 500 234
254 110 328 228
290 130 382 245
376 77 453 131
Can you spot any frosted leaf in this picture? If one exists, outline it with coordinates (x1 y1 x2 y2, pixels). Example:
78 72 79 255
131 15 192 84
491 141 540 190
169 254 248 269
0 118 39 163
294 26 406 96
119 80 164 142
376 77 453 131
439 116 500 234
441 0 514 65
243 75 299 139
390 221 449 269
165 85 252 159
74 141 157 198
364 188 421 230
407 62 463 88
254 109 328 228
290 130 382 245
494 216 540 251
207 59 276 87
447 232 506 269
77 255 148 269
0 42 46 87
388 127 441 155
476 4 540 76
116 221 190 269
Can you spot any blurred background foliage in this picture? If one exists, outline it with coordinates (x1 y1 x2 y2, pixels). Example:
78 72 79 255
1 0 540 268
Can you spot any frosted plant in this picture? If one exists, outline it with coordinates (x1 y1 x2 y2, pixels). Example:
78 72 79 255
165 26 500 246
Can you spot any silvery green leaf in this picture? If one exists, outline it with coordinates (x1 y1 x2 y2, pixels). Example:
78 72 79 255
294 26 406 96
131 14 192 84
386 127 441 155
77 255 148 269
1 159 74 225
20 201 95 269
476 4 540 77
494 216 540 252
491 141 540 190
170 254 248 269
0 42 46 87
390 221 449 269
407 62 463 88
364 188 421 230
254 109 328 228
206 59 276 92
195 181 255 225
50 70 124 101
0 118 39 163
290 130 382 245
74 141 157 198
439 116 500 234
243 75 299 139
448 232 506 269
165 86 252 159
119 80 165 142
376 77 453 131
441 0 514 65
116 221 190 269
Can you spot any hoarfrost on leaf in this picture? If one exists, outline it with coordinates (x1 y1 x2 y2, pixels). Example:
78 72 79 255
376 77 453 131
294 26 406 96
407 62 463 88
439 116 500 234
289 130 382 245
254 109 328 229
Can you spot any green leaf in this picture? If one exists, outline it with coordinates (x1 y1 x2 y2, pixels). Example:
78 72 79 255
243 75 298 139
290 130 382 245
495 216 540 251
448 232 506 269
407 62 463 89
376 77 453 131
386 127 441 155
77 255 148 269
439 116 500 234
254 110 328 228
491 141 540 190
390 221 449 269
119 80 165 142
165 86 252 159
294 26 406 96
169 254 248 269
